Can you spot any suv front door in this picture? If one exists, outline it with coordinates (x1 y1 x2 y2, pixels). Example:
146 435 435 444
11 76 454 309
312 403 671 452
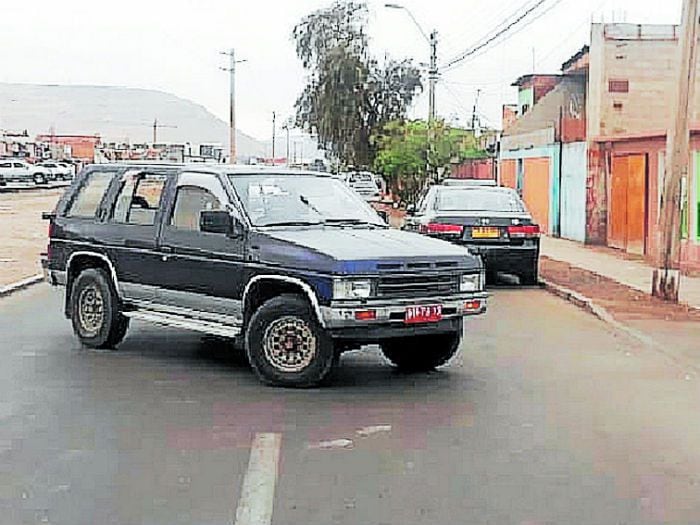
156 171 246 323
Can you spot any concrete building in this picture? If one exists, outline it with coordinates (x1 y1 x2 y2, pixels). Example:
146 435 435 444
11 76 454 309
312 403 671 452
35 134 101 162
500 23 700 273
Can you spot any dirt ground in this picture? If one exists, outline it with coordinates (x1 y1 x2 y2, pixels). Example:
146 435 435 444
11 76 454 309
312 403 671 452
0 189 63 287
540 256 700 322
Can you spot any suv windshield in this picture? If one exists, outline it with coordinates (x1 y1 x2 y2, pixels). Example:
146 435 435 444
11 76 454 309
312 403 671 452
229 174 385 227
437 188 526 212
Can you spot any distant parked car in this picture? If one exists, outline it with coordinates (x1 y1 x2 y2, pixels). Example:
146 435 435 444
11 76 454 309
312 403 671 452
0 159 49 185
346 171 381 202
38 161 73 181
404 185 540 285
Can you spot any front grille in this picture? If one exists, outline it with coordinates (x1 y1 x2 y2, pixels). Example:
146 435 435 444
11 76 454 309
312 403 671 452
377 274 460 298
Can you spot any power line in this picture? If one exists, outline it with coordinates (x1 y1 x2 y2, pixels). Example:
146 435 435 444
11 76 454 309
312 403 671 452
443 0 568 72
442 0 552 71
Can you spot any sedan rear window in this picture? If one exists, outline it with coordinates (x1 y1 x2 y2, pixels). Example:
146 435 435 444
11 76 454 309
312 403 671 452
437 189 525 213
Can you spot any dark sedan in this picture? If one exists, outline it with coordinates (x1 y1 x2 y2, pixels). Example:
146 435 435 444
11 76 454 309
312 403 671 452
404 185 540 285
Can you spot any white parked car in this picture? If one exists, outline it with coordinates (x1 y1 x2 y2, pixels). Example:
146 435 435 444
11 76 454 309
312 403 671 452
346 171 381 202
38 161 73 181
0 159 49 185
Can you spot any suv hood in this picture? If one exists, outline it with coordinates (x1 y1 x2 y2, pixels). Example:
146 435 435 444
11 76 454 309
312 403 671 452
252 227 482 275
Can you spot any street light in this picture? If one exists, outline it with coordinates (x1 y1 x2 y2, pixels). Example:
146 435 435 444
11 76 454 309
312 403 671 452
384 3 437 122
385 3 439 179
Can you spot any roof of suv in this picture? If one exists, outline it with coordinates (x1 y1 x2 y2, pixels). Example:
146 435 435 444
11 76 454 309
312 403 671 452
88 163 331 178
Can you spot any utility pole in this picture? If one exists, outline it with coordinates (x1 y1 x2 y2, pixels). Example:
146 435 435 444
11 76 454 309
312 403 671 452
151 119 177 145
282 120 291 166
471 89 482 137
653 0 699 301
428 30 438 122
271 111 276 161
427 30 439 182
220 49 246 164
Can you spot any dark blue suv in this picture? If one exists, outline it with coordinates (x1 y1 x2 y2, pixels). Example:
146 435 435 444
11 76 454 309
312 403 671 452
42 164 487 387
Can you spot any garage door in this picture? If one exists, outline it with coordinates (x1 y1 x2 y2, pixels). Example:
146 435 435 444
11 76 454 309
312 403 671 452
523 157 550 233
500 159 517 189
609 154 647 255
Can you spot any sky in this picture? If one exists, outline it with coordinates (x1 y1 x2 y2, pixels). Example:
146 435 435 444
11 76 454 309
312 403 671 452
0 0 684 142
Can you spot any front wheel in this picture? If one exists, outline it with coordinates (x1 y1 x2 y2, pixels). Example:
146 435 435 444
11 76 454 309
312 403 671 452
381 331 462 372
245 294 336 387
70 268 129 349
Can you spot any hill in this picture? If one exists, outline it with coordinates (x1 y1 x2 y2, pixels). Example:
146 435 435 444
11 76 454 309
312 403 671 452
0 83 265 158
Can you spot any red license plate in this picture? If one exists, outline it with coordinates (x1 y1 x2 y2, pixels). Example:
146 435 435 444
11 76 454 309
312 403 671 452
405 305 443 324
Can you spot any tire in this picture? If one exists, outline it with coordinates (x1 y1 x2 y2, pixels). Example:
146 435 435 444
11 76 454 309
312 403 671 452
34 173 46 185
245 294 336 388
519 261 539 286
381 331 462 372
70 268 129 349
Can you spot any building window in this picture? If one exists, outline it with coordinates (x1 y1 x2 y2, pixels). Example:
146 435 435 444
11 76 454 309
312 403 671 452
609 79 629 93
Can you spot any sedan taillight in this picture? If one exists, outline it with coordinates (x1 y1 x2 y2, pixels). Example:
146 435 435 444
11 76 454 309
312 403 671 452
507 224 540 238
420 223 464 236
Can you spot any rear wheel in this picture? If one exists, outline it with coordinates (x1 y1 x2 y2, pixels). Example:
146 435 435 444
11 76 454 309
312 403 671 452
70 268 129 349
381 331 462 372
245 294 336 387
519 260 539 286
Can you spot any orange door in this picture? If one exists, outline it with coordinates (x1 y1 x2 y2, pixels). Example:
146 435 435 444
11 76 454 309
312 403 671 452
626 154 647 255
608 154 647 254
500 159 516 189
522 158 550 232
609 156 628 250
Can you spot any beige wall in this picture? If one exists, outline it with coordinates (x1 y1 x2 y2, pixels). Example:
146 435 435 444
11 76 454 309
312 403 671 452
588 23 700 139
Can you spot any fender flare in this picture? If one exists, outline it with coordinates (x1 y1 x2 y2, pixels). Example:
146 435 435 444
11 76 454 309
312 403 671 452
242 275 325 328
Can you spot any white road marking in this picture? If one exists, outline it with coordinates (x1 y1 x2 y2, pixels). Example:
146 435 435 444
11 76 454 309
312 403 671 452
234 432 282 525
306 438 354 450
356 425 392 437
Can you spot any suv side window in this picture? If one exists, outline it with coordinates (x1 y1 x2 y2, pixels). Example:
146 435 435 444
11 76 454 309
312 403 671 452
0 162 11 168
66 171 114 218
13 163 25 168
171 186 223 231
112 173 167 225
167 172 233 232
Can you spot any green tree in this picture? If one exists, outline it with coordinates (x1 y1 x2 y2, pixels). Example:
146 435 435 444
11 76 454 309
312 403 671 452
293 1 422 167
373 120 487 202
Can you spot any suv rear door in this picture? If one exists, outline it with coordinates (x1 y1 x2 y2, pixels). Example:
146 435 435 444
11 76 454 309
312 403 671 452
102 168 175 303
155 171 246 321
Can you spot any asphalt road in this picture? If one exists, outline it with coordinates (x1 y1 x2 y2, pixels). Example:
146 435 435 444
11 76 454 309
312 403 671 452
2 284 700 525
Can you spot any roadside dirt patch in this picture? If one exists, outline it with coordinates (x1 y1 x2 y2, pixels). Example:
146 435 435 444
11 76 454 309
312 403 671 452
0 189 63 287
541 256 700 323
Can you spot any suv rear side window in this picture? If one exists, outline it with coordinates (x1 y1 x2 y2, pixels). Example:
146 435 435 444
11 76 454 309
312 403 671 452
112 173 167 225
67 171 114 218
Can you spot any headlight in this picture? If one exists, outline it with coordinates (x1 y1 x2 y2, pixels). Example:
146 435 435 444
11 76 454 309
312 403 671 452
333 279 373 300
460 273 483 292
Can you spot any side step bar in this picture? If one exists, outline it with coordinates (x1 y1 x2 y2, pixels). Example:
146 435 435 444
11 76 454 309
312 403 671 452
124 309 242 338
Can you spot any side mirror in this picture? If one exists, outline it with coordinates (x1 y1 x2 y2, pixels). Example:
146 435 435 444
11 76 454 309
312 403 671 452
200 210 244 237
376 210 389 224
406 204 416 215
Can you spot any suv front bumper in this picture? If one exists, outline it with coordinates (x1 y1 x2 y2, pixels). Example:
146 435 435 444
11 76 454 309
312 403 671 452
321 292 488 339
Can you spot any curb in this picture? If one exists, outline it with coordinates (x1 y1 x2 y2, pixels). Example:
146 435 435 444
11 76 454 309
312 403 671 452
0 274 44 298
540 278 700 375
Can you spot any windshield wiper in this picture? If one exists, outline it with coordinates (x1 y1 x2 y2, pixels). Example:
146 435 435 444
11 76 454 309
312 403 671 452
259 221 325 227
324 218 385 228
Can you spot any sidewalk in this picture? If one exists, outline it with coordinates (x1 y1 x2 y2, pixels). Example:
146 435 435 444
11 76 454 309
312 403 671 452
541 235 700 310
